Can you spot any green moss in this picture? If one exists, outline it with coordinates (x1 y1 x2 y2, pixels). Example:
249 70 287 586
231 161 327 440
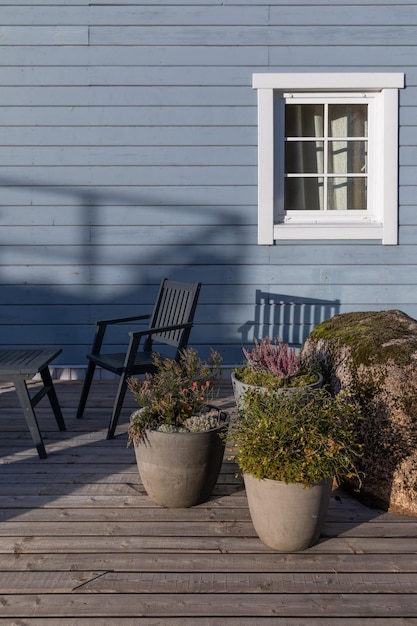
308 310 417 368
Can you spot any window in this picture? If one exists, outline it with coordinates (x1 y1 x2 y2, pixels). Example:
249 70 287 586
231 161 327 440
253 73 404 245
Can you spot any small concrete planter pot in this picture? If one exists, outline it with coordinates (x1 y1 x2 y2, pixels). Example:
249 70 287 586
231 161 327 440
231 371 323 411
134 425 227 508
244 473 333 551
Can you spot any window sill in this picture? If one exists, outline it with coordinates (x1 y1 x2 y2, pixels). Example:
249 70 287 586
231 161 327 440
273 222 385 242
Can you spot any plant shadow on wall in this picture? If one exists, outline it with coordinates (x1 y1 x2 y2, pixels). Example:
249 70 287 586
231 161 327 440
239 290 341 349
0 180 249 363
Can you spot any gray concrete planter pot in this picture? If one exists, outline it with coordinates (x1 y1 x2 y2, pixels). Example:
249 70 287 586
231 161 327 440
231 371 323 411
244 473 333 551
134 424 227 508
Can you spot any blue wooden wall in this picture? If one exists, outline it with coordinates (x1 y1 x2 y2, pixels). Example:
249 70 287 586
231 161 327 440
0 1 415 371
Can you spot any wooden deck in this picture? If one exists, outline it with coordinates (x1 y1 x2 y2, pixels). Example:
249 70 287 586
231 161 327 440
1 378 417 624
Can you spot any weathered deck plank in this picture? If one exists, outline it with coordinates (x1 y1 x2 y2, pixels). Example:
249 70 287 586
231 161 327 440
0 616 417 626
0 621 415 626
1 379 417 623
1 592 417 618
3 570 417 595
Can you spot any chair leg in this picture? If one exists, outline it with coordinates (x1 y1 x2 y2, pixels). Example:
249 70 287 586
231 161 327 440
13 379 47 460
76 360 96 419
107 374 129 440
40 366 66 431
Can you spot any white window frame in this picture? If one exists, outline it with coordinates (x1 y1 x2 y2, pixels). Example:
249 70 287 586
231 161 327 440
253 73 405 245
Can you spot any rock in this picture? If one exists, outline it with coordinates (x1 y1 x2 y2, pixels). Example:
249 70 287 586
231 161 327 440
302 310 417 516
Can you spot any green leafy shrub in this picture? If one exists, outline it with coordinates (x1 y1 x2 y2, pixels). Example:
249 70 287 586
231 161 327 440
230 387 363 485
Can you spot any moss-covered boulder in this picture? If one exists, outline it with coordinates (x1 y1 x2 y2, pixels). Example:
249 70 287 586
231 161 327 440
302 310 417 515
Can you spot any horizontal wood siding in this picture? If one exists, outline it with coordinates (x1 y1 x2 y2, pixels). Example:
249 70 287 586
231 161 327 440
0 1 416 368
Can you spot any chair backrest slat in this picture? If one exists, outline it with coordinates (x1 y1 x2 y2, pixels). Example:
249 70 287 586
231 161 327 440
144 280 201 357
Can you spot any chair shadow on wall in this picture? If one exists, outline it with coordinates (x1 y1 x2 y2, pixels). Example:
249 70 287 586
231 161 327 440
239 290 341 348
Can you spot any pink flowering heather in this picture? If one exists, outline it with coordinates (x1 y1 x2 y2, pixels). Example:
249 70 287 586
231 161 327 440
242 337 301 379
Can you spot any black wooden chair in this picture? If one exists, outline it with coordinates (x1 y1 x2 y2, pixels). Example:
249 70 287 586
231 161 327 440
76 279 201 439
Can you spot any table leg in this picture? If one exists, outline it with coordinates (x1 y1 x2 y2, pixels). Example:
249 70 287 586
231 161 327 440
40 366 66 431
13 378 47 459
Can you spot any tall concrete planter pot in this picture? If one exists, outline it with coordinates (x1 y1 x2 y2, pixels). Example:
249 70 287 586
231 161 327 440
229 387 363 552
134 423 227 508
243 473 333 551
127 347 226 508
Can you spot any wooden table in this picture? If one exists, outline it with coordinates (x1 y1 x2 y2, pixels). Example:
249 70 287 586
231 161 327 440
0 348 66 459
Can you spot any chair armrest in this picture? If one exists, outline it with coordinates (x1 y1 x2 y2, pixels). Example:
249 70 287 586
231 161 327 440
129 321 193 339
89 314 152 356
97 314 151 327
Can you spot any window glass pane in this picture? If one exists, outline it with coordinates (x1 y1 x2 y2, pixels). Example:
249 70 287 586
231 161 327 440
285 104 324 137
285 141 324 173
328 141 367 174
283 101 368 213
328 177 367 210
328 104 368 137
285 177 324 210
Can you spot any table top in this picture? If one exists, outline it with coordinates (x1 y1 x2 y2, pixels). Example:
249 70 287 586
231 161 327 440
0 348 62 378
